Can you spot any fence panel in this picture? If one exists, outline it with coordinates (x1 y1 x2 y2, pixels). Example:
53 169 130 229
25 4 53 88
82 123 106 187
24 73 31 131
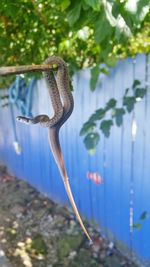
0 54 150 266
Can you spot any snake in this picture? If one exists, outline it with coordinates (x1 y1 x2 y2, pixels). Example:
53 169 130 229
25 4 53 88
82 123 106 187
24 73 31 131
17 56 93 244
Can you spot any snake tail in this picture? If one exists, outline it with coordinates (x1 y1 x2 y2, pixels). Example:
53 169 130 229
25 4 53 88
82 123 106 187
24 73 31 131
48 127 93 244
63 176 93 244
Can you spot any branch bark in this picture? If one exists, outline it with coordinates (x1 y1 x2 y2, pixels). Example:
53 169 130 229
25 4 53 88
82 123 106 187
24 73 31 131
0 64 56 76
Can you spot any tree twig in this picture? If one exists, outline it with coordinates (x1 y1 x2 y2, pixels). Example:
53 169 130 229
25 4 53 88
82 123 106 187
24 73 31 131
0 64 55 76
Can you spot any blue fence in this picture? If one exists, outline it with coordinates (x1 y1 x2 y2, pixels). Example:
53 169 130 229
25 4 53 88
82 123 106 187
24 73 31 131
0 54 150 266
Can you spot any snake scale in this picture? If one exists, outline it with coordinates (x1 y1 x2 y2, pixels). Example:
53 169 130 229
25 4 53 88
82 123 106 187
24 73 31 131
17 56 92 244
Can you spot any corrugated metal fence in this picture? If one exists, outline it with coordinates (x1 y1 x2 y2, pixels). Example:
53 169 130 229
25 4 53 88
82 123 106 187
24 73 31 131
0 54 150 266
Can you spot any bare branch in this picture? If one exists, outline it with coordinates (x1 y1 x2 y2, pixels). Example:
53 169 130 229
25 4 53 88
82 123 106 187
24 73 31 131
0 64 55 76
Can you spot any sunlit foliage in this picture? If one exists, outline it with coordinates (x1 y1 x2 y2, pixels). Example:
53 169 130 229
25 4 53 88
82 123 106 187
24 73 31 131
0 0 150 88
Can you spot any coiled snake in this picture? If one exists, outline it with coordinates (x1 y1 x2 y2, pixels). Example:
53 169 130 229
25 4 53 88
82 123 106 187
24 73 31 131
17 56 92 243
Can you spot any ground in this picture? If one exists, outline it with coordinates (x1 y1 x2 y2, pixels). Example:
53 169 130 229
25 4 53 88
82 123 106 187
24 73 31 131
0 165 137 267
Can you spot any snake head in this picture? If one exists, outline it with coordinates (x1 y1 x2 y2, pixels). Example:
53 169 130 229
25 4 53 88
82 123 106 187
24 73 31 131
16 116 30 124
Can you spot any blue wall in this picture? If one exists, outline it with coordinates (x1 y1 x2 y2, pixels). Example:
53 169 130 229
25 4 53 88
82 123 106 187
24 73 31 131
0 54 150 266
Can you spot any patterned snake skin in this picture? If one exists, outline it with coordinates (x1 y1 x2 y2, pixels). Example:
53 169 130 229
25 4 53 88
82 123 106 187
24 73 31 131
17 56 92 243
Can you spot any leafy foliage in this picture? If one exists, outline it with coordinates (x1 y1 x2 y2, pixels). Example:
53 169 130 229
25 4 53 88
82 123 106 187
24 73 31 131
133 223 142 230
90 65 101 91
0 0 150 89
100 120 113 137
133 211 148 230
123 96 136 113
105 99 117 111
80 121 96 136
140 211 148 221
112 108 125 126
83 132 100 154
132 79 141 89
135 88 147 99
80 79 147 152
0 1 149 154
91 108 106 121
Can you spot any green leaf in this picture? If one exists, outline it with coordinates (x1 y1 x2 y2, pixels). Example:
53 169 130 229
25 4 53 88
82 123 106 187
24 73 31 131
132 79 141 89
90 65 100 91
105 56 117 68
123 96 136 113
84 0 100 10
112 2 120 18
88 113 99 122
112 108 125 126
105 98 117 111
100 120 113 137
135 88 147 100
95 108 106 120
88 108 106 123
140 211 148 221
80 121 96 136
83 132 100 151
136 0 150 20
100 67 109 75
133 223 142 230
67 3 82 25
115 26 129 42
60 0 70 11
94 14 112 44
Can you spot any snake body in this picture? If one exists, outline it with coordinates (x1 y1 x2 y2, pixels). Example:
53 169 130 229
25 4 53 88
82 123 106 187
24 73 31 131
17 56 92 243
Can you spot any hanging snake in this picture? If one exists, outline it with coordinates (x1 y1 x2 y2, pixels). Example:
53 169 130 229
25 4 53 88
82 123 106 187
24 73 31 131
17 56 93 244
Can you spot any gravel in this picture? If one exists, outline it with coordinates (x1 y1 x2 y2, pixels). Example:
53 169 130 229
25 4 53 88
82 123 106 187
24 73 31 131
0 165 138 267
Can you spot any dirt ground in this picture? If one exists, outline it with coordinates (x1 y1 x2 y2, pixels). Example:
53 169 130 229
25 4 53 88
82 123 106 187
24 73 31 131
0 165 137 267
